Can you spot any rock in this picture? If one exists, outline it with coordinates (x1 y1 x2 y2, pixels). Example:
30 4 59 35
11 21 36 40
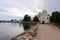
11 26 38 40
11 38 17 40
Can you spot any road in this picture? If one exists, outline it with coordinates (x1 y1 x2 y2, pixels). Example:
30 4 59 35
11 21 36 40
36 24 60 40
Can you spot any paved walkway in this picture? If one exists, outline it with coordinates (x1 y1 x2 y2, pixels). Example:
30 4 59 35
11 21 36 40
36 24 60 40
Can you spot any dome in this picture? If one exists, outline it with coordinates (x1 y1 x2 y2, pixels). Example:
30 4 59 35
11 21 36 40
42 9 47 12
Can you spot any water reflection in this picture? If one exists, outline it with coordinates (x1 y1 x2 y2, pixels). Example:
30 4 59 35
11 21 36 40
0 23 24 40
22 22 31 30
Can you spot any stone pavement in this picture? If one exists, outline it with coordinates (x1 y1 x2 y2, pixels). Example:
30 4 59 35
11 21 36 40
36 24 60 40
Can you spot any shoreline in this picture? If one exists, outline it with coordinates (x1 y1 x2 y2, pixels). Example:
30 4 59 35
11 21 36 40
11 24 38 40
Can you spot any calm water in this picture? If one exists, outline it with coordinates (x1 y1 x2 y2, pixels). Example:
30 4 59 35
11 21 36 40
0 23 24 40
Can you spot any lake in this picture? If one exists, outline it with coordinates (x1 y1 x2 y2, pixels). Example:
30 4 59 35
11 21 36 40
0 23 24 40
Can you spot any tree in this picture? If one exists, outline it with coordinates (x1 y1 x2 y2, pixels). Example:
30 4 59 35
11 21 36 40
51 11 60 25
23 14 31 22
33 15 39 22
11 19 14 21
22 14 31 30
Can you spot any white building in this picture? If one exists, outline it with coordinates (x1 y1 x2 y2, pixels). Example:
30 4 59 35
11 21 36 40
38 10 50 23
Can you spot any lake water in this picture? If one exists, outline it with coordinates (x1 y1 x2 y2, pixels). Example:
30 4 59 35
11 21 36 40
0 23 24 40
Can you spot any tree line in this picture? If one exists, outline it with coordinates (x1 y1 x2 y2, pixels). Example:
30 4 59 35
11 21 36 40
22 14 39 30
22 15 39 22
50 11 60 25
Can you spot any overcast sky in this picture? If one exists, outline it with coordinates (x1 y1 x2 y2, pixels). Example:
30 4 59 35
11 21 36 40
0 0 60 20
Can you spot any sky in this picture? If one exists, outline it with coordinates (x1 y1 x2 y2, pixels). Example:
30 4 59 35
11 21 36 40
0 0 60 20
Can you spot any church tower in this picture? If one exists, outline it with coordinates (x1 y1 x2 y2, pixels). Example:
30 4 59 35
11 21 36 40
38 0 50 23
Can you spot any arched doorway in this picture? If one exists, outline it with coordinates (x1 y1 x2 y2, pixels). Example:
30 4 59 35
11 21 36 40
42 21 45 24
